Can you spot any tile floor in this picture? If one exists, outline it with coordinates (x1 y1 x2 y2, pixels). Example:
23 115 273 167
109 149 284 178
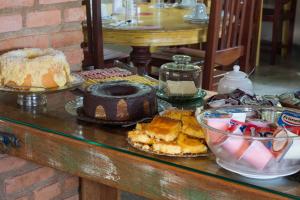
250 47 300 95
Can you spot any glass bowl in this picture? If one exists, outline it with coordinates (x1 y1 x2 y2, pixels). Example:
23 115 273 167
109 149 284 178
196 106 300 179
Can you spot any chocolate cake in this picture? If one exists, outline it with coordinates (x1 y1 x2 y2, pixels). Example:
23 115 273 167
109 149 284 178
83 82 157 121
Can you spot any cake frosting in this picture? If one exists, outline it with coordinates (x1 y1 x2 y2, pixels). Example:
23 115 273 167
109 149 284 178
0 48 71 88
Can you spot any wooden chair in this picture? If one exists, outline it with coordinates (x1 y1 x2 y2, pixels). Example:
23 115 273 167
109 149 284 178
83 0 129 69
262 0 297 65
151 0 261 90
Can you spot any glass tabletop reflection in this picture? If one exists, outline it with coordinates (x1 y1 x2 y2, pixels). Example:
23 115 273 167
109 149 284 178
0 91 299 199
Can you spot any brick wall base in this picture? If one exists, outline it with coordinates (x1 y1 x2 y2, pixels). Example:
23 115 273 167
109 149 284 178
0 154 79 200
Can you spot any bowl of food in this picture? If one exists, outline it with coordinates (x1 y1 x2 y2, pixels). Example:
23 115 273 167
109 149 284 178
196 106 300 179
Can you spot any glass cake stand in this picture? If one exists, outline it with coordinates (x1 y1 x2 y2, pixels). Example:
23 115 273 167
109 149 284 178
0 74 84 107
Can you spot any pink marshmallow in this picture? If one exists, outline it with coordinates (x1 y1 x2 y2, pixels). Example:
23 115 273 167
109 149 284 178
207 118 231 130
207 118 230 145
221 137 249 158
240 141 274 170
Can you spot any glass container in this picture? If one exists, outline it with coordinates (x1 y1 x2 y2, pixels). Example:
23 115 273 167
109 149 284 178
197 106 300 179
158 55 203 101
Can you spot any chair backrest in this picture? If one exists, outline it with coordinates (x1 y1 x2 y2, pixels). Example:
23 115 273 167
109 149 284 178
85 0 105 68
203 0 259 90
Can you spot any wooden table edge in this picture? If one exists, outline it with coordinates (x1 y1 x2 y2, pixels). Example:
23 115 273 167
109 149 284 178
0 119 293 200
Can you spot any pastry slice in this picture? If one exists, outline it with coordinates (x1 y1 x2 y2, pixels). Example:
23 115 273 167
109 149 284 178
145 116 181 142
162 109 193 120
181 116 205 139
136 123 148 131
128 130 153 144
166 80 197 96
152 141 182 154
177 133 207 154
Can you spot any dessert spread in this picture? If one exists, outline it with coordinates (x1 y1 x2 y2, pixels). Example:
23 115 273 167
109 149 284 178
0 48 71 89
128 109 207 156
83 82 157 121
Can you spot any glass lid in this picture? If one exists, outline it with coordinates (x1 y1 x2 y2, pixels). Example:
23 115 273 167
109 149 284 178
161 55 202 71
225 65 248 79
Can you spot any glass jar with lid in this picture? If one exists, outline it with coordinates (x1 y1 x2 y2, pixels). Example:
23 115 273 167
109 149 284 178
157 55 203 101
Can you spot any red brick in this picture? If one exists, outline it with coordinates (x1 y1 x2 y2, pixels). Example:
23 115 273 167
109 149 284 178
64 6 86 22
64 176 79 191
0 35 49 52
0 156 27 174
39 0 77 4
63 48 84 66
0 0 34 9
0 15 22 33
51 30 83 48
33 182 61 200
71 64 81 72
26 10 61 28
64 194 79 200
5 167 55 194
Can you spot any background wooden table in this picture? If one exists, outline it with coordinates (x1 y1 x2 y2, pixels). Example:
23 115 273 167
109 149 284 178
103 3 208 74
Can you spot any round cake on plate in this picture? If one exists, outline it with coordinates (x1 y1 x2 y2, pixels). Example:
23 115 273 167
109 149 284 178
0 48 71 89
83 82 157 121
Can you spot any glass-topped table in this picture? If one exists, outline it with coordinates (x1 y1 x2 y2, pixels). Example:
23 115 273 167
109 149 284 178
0 91 299 199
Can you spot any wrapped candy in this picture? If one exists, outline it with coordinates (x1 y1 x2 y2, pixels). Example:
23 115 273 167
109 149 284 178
277 110 300 136
273 128 300 160
239 141 274 170
206 89 278 108
228 119 246 135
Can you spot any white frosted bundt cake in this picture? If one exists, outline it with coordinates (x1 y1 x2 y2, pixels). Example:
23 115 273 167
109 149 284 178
0 48 72 89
